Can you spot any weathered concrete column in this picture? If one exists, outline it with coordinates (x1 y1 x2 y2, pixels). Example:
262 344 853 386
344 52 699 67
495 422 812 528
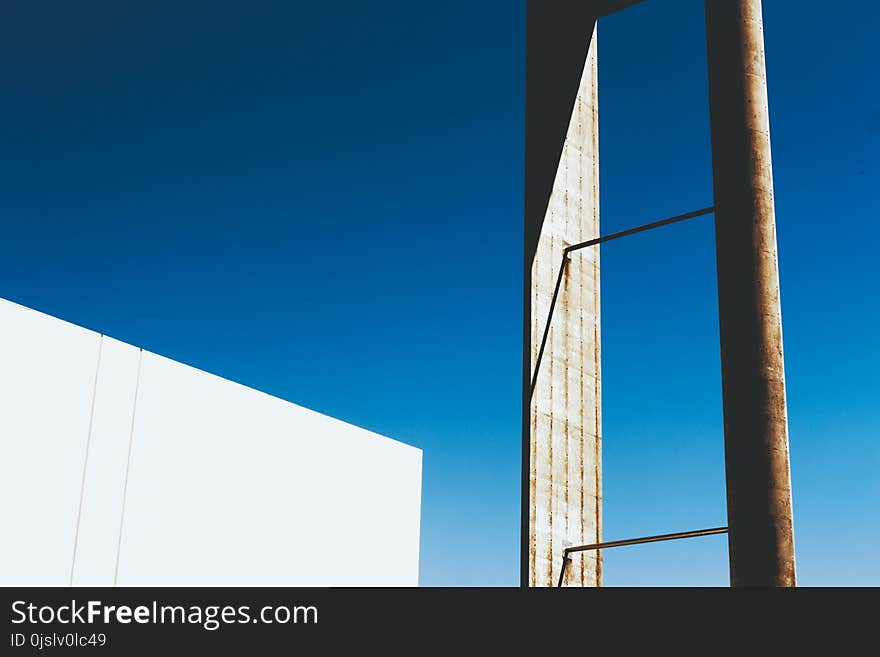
527 25 602 588
704 0 796 586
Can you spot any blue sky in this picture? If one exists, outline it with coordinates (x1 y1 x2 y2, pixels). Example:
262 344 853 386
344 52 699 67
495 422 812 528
1 0 876 585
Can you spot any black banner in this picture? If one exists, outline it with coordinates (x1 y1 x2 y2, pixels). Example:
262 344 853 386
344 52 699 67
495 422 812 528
1 587 871 651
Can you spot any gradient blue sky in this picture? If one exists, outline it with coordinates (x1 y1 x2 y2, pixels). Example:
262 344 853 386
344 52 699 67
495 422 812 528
1 0 876 585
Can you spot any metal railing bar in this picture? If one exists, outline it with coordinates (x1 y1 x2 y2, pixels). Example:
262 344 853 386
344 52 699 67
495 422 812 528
565 206 715 255
529 206 714 401
557 526 728 586
529 255 569 399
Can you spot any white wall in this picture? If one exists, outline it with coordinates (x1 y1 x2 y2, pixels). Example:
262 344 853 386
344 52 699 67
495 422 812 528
0 298 421 586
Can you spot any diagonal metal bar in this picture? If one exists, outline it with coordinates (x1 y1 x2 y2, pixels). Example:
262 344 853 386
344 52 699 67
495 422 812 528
529 207 714 401
595 0 651 18
529 254 570 399
557 526 728 587
566 206 715 255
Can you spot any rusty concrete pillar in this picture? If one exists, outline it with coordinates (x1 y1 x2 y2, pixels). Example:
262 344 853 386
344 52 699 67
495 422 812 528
525 20 602 588
704 0 796 586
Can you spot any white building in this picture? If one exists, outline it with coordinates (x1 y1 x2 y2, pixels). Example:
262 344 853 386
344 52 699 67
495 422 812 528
0 298 422 586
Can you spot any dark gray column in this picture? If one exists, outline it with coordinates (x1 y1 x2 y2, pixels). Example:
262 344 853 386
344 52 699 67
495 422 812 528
704 0 796 586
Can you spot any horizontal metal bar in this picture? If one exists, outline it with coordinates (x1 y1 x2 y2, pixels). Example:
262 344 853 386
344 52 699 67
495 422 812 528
529 206 714 402
565 526 728 555
565 206 714 255
557 526 728 586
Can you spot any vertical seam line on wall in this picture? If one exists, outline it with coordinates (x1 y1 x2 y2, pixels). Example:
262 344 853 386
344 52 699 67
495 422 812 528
113 348 143 586
577 86 587 588
562 238 570 576
69 335 105 586
547 228 555 587
562 146 571 584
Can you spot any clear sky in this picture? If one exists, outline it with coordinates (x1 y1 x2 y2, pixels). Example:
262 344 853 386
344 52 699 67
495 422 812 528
1 0 876 586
